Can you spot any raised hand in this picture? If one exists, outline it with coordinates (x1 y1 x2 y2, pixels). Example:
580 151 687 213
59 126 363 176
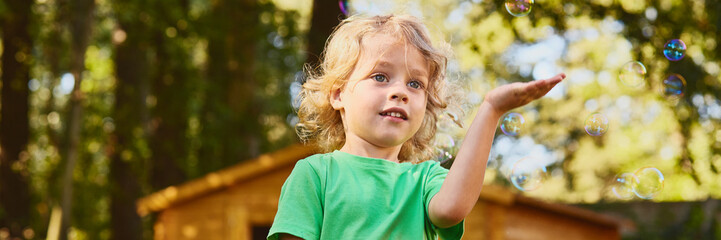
483 73 566 115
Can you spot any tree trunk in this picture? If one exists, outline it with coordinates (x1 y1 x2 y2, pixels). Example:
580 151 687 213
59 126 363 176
0 0 33 237
199 0 260 173
109 1 148 239
305 0 343 69
58 0 95 239
149 1 189 190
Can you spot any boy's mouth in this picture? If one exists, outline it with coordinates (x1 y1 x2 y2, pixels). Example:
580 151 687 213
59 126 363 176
379 108 408 120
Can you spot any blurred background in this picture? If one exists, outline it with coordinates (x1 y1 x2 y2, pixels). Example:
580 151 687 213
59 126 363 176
0 0 719 239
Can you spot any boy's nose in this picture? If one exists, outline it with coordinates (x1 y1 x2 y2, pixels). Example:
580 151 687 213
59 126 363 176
390 93 409 103
388 79 409 103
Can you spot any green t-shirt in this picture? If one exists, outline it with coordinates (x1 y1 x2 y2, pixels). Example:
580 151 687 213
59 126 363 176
267 150 464 240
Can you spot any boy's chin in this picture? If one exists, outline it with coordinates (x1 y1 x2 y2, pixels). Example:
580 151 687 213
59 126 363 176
372 141 405 148
370 136 413 148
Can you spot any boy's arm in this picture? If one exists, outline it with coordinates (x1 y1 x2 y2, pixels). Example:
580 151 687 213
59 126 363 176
429 74 565 228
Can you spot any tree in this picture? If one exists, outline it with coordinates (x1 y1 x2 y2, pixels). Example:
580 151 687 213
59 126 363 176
197 0 303 173
0 0 33 237
109 0 150 239
57 0 95 239
198 0 263 173
305 0 344 69
148 0 190 191
408 0 721 204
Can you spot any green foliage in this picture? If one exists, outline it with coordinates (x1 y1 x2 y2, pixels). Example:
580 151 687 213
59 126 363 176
411 0 721 203
14 0 721 238
0 1 6 23
22 0 305 238
194 0 303 175
254 0 305 151
579 200 721 239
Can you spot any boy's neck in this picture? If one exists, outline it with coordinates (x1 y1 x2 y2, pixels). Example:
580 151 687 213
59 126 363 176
340 134 403 163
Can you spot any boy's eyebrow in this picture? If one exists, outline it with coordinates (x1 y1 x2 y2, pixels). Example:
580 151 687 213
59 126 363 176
375 60 429 78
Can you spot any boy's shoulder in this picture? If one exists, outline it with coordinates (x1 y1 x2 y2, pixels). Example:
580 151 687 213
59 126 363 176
295 152 334 168
299 152 333 162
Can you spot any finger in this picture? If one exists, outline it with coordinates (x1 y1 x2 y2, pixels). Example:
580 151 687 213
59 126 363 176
523 75 562 99
527 78 556 92
544 79 561 91
525 83 544 99
538 73 565 90
545 73 565 85
533 86 549 99
531 80 559 98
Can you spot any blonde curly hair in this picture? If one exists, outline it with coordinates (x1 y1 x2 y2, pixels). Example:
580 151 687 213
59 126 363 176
296 14 464 163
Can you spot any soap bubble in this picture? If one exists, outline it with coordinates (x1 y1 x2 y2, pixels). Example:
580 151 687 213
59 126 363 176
611 173 637 200
500 112 524 136
435 149 453 162
663 39 686 61
339 0 350 16
509 157 548 191
433 133 455 149
433 133 455 162
584 113 609 136
633 167 664 199
618 61 647 88
437 112 460 132
505 0 533 17
662 74 686 100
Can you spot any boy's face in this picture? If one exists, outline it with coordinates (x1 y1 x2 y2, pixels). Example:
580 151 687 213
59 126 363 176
331 33 430 150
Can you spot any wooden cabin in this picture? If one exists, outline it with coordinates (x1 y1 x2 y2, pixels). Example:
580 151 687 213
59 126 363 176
137 144 622 240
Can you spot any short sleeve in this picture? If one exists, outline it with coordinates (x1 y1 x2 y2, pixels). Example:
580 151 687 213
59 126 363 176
268 160 323 240
424 162 465 240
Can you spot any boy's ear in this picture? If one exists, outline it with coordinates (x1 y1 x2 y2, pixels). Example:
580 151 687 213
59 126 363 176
330 88 343 110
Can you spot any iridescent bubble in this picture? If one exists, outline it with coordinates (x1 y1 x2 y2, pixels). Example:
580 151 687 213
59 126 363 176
633 167 664 199
611 173 637 200
505 0 533 17
663 74 686 99
510 157 547 191
433 133 455 162
338 0 349 16
618 61 647 88
436 113 460 132
663 39 686 61
433 133 455 149
435 149 453 162
500 112 524 136
584 113 609 136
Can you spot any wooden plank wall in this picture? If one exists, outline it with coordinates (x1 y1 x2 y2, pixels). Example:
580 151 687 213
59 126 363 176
151 166 619 240
152 165 293 240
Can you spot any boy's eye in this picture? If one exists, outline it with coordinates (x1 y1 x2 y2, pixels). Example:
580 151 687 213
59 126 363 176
372 74 387 82
408 80 423 89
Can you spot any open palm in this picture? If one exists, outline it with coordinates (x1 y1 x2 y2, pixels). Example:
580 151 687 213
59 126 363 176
484 73 566 114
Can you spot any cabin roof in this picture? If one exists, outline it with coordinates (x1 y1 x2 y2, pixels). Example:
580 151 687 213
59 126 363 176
136 143 316 216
